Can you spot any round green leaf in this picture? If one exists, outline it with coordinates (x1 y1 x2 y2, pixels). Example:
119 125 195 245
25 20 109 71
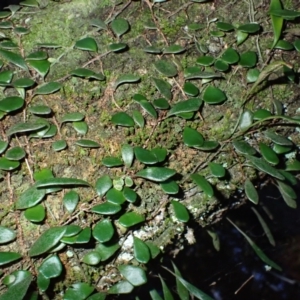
136 167 176 182
121 144 134 168
264 130 293 146
210 30 225 37
75 37 98 52
0 252 22 266
90 18 106 30
233 139 256 156
143 46 162 54
154 59 177 77
0 140 8 154
29 226 66 257
111 18 130 37
38 255 62 279
167 98 202 117
0 48 28 71
208 162 226 178
63 190 79 213
95 175 113 197
109 281 134 294
134 147 158 164
153 98 169 110
160 180 179 194
102 156 123 167
119 212 145 227
246 68 260 83
76 228 91 244
111 112 134 127
37 273 50 292
183 126 204 147
16 186 46 209
24 204 45 222
91 202 122 215
132 110 145 128
195 140 219 151
114 74 140 90
28 105 52 115
96 241 120 262
221 47 239 64
273 144 292 154
5 146 26 161
152 147 167 162
73 121 88 135
183 82 199 96
133 237 150 263
196 55 215 66
75 139 100 148
238 23 260 33
214 59 229 72
61 112 84 123
202 86 227 104
239 51 257 68
0 96 24 113
216 21 235 31
0 157 20 171
35 82 62 95
52 140 67 152
163 44 185 54
12 78 34 88
259 143 279 166
123 187 138 203
64 283 94 300
190 174 214 197
27 59 50 78
236 30 249 45
106 188 126 205
171 200 189 222
244 179 259 204
152 77 172 100
82 251 101 266
26 50 48 60
109 43 127 52
63 225 81 237
118 265 147 286
0 226 16 244
93 219 114 243
0 70 13 83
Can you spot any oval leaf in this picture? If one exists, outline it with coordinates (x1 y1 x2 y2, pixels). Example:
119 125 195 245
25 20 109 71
136 167 176 182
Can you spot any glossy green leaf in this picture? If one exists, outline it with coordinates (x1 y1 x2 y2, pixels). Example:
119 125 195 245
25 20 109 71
0 11 11 19
5 146 26 161
91 202 122 215
0 252 22 266
82 251 101 266
28 105 51 115
114 74 140 90
35 177 90 188
52 140 67 152
111 112 134 127
95 175 113 197
64 225 81 237
0 270 32 300
274 39 294 50
221 47 239 64
233 139 256 155
0 49 28 71
164 44 185 54
152 147 167 162
70 68 104 80
118 265 147 286
121 144 134 167
238 23 260 33
63 190 79 213
30 122 56 139
16 186 46 209
236 30 249 45
152 77 172 100
132 110 145 128
136 167 176 182
72 121 88 135
141 100 158 118
208 162 226 178
253 108 272 120
35 82 61 95
108 43 127 52
76 227 91 244
29 226 66 257
74 37 98 52
269 8 300 20
37 273 50 292
273 144 292 154
228 218 282 271
210 30 225 37
244 179 259 204
133 237 151 263
196 55 215 66
90 18 106 30
0 157 20 171
0 96 24 113
167 98 202 117
285 159 300 171
24 204 45 222
183 126 204 147
0 70 13 83
102 156 123 167
38 255 62 279
216 21 235 31
203 86 227 104
123 186 138 203
96 240 120 261
259 143 279 165
93 219 114 243
134 147 158 164
26 50 47 60
214 59 229 72
111 18 130 37
108 281 134 294
119 212 145 227
143 46 162 54
183 82 199 96
63 283 94 300
13 78 34 88
264 130 293 146
246 68 260 83
191 174 214 197
171 200 189 222
197 140 220 151
246 155 285 180
0 140 8 154
239 51 257 68
160 180 179 194
1 41 21 51
154 59 177 77
276 180 297 200
0 226 16 244
27 59 50 77
106 188 126 204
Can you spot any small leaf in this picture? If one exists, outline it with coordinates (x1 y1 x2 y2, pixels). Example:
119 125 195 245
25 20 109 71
76 228 91 244
134 147 158 164
35 82 61 95
95 175 113 197
233 139 256 155
0 70 13 83
221 47 239 64
106 188 126 205
0 157 19 170
114 74 140 90
136 167 176 182
160 180 179 195
12 78 34 88
239 51 257 68
91 202 122 215
171 201 189 222
5 146 26 161
285 159 300 171
238 23 260 33
133 237 151 263
63 190 79 213
183 82 199 96
52 140 67 152
183 126 204 147
74 37 98 52
96 240 120 261
0 226 16 244
93 219 114 243
73 121 88 135
208 162 226 178
264 130 293 146
239 109 253 130
90 19 106 30
143 46 162 54
0 49 28 71
276 180 297 200
102 156 123 167
0 96 24 113
82 251 101 266
123 187 138 203
246 68 260 83
269 8 300 20
63 283 94 300
152 77 172 100
132 110 145 128
27 59 50 78
38 255 62 279
196 55 215 66
119 212 145 227
167 98 202 117
274 40 294 50
244 179 259 204
35 177 90 188
29 105 52 115
75 139 100 148
154 59 177 77
236 30 249 45
118 265 147 286
111 18 130 37
109 281 134 294
121 144 134 167
0 252 22 266
202 86 227 104
109 43 128 52
24 204 46 222
0 140 8 154
112 112 134 127
26 50 48 60
152 147 167 162
29 226 66 257
259 143 279 165
216 21 235 31
191 174 214 197
253 108 272 120
214 59 229 72
163 44 185 54
16 186 46 209
20 0 39 7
